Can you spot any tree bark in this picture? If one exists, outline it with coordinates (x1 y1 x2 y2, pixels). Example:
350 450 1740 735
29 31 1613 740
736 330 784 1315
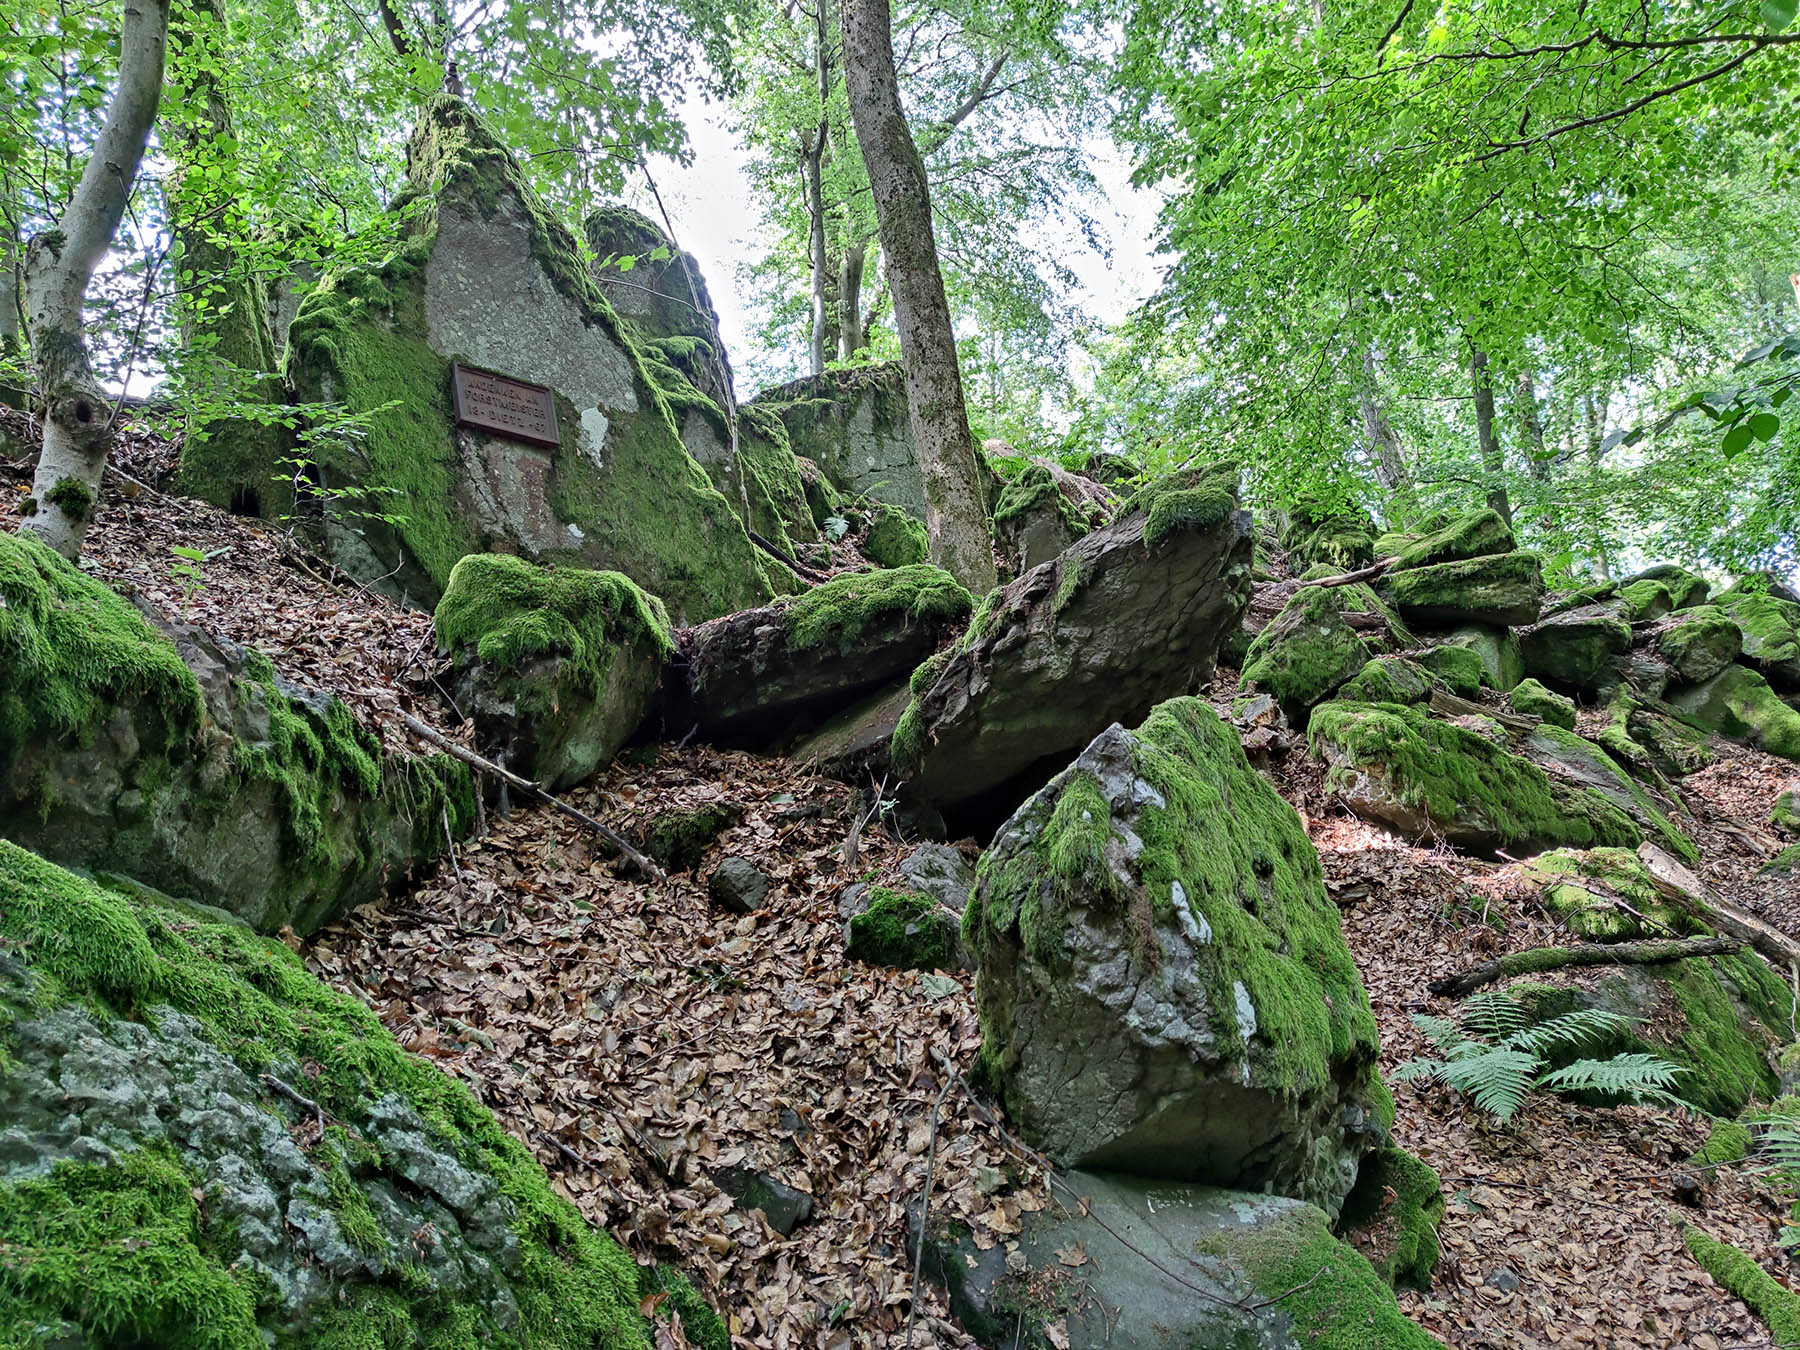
1469 346 1510 524
838 240 867 361
167 0 283 513
1428 936 1744 999
22 0 171 559
1582 389 1612 580
1358 344 1412 513
0 172 21 358
804 0 833 376
840 0 997 594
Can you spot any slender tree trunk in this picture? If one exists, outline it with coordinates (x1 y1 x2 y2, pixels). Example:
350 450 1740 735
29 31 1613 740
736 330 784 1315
838 240 867 361
1582 390 1613 581
167 0 282 513
840 0 997 593
1516 372 1549 480
1469 346 1509 524
23 0 171 559
1358 344 1412 515
805 0 833 376
0 173 21 357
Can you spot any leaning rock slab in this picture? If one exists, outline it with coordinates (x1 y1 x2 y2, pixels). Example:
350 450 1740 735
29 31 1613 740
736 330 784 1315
1381 551 1544 628
1389 507 1513 571
894 463 1253 828
913 1170 1444 1350
0 533 471 936
965 697 1385 1217
435 554 671 790
1521 601 1633 692
1308 700 1640 857
1668 664 1800 760
674 565 972 745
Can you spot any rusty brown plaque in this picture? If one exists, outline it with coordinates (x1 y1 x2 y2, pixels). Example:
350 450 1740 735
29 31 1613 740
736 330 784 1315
450 362 560 449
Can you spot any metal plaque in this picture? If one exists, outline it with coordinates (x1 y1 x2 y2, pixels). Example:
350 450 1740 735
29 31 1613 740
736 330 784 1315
450 363 560 449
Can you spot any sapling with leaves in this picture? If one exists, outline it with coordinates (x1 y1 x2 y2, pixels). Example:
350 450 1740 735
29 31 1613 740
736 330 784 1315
1394 990 1686 1124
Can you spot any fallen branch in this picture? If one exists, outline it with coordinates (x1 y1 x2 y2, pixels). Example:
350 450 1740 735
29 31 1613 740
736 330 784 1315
906 1071 957 1348
748 529 830 582
1638 842 1800 972
397 710 664 881
1429 935 1743 999
1296 555 1400 589
1428 687 1540 733
262 1072 327 1144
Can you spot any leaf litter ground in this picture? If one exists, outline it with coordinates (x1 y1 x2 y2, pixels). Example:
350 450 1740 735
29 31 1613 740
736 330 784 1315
7 444 1800 1346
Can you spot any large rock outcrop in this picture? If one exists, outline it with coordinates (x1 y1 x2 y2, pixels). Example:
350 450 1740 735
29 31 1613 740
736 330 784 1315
1520 601 1634 693
435 554 672 790
746 363 925 520
1715 588 1800 691
1381 551 1545 628
278 96 778 622
0 533 470 935
672 565 972 745
893 464 1254 828
964 697 1386 1218
1668 664 1800 760
0 840 708 1349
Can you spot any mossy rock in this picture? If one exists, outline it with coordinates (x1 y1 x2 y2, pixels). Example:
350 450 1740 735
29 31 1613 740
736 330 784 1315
1668 664 1800 761
1390 508 1513 572
1340 656 1435 707
1616 701 1715 779
1657 606 1743 686
1515 847 1695 940
1309 700 1640 857
641 802 743 872
1509 678 1577 730
1620 578 1677 622
284 95 775 622
1714 590 1800 691
1416 645 1484 699
844 887 959 971
1693 1118 1752 1167
1626 564 1709 611
992 464 1092 574
1242 586 1371 721
0 840 678 1349
1776 786 1799 834
1521 602 1634 693
1340 1145 1445 1290
1521 722 1696 861
1684 1229 1800 1348
1281 496 1378 570
0 533 472 935
1381 552 1544 628
1438 623 1524 692
1765 844 1800 878
863 504 930 568
967 696 1384 1216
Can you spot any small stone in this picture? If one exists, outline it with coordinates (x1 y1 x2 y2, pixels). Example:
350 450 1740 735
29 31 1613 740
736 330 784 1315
1486 1267 1522 1294
713 1164 815 1236
707 857 770 914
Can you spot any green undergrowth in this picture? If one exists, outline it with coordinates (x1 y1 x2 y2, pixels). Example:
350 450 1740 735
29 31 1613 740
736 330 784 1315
0 531 205 769
435 553 673 695
1682 1228 1800 1349
967 697 1380 1103
1338 1145 1444 1291
1309 700 1639 855
0 839 655 1349
781 565 972 653
845 888 958 971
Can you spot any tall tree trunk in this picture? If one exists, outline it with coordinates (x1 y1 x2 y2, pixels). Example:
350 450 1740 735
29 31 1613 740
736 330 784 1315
1582 390 1613 581
837 240 867 361
0 172 21 359
1516 372 1549 480
167 0 283 513
841 0 997 593
1469 346 1509 524
805 0 832 376
23 0 171 560
1358 344 1412 516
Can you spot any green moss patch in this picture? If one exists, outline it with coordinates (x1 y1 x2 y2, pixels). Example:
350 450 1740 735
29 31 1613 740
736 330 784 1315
1340 657 1435 707
1340 1145 1445 1291
845 888 959 971
1657 606 1743 685
1516 847 1693 941
1382 551 1545 627
1683 1227 1800 1348
1693 1118 1752 1167
1669 665 1800 761
1390 508 1512 572
992 463 1092 537
1282 495 1378 570
642 802 742 872
782 565 972 653
1243 587 1371 719
1509 678 1577 729
1416 645 1483 699
1117 461 1241 549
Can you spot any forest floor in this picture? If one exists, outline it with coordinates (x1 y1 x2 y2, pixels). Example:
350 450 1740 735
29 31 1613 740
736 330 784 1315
9 437 1800 1348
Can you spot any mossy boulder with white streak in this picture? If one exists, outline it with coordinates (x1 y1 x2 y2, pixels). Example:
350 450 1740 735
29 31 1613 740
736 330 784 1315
965 697 1387 1219
434 554 673 790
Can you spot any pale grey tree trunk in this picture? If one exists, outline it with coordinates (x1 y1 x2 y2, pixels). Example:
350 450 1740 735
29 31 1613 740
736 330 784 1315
23 0 171 559
1357 345 1411 514
841 0 997 593
837 241 866 361
1582 390 1613 581
804 0 832 376
0 174 21 356
1469 346 1509 525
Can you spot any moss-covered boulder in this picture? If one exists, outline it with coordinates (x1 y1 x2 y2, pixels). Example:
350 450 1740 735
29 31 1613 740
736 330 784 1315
991 462 1094 574
1715 590 1800 691
1281 496 1378 570
894 463 1253 831
1341 1145 1445 1291
1656 606 1743 686
966 698 1386 1216
1516 847 1696 940
1776 785 1799 834
280 96 775 621
1308 700 1639 857
0 841 697 1349
1625 564 1709 611
1381 551 1544 628
1766 844 1800 878
1417 644 1484 699
1669 664 1800 760
0 533 470 935
912 1169 1445 1350
863 503 929 568
1439 622 1525 691
745 363 924 520
674 565 972 746
1520 601 1634 693
1242 586 1371 721
1520 722 1697 861
1390 508 1513 572
844 887 960 971
1620 577 1679 622
1508 678 1577 729
434 554 671 790
1340 656 1436 707
641 801 743 872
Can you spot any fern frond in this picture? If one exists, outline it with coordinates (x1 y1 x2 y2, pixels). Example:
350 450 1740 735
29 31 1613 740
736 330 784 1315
1435 1048 1539 1123
1459 991 1532 1041
1507 1007 1632 1057
1538 1053 1686 1104
1391 1057 1446 1084
1750 1120 1800 1179
1409 1013 1469 1053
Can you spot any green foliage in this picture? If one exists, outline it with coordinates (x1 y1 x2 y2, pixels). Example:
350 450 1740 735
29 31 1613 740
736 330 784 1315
1394 991 1683 1123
